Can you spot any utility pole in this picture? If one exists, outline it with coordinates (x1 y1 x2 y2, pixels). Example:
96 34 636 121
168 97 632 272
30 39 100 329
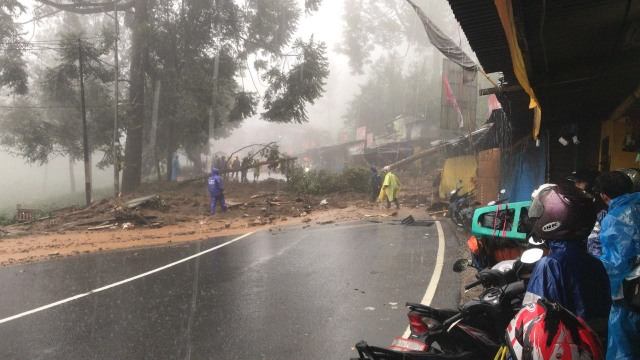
113 0 120 197
151 73 161 180
208 53 219 170
78 39 91 207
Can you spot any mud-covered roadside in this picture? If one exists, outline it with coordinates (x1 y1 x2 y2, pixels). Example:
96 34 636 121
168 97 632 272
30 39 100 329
0 176 439 266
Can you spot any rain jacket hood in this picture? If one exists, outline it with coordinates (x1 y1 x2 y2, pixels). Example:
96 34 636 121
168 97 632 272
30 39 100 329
208 168 224 196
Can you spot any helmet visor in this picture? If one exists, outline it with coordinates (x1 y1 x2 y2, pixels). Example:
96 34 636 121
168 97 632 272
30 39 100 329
529 184 557 218
528 196 544 218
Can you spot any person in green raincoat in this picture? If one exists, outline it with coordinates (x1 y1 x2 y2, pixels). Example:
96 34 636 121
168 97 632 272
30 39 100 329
378 166 401 209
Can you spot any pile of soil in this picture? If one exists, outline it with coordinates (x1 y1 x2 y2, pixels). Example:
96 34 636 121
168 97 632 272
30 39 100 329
0 174 442 266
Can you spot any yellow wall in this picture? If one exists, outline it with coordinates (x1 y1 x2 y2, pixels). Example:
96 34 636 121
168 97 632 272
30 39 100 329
600 118 638 170
440 155 478 198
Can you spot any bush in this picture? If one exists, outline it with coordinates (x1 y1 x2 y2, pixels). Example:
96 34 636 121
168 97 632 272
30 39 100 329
0 212 12 226
284 165 371 195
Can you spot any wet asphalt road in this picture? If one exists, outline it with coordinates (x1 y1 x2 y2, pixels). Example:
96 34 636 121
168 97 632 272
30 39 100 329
0 219 463 360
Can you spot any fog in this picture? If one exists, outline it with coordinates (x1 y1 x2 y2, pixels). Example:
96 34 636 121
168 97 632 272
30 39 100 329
0 0 475 214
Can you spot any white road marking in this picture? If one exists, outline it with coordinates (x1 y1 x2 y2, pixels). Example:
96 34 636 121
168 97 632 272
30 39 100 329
402 221 445 338
0 232 255 325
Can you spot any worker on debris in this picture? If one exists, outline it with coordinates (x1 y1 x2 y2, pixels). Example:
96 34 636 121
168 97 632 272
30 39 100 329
232 156 241 181
208 167 228 215
253 162 261 183
370 166 381 202
378 166 401 209
240 156 251 183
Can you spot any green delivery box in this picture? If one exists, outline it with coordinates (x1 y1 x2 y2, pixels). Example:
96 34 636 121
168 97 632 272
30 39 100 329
471 201 532 242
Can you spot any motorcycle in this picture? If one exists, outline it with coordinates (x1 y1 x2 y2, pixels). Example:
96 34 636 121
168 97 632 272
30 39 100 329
448 180 478 229
486 189 508 206
351 249 543 360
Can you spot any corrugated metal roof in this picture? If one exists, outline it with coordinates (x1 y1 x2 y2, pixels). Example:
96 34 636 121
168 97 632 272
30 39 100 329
447 0 640 132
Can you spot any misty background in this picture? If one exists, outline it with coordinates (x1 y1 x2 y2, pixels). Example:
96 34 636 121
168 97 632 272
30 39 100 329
0 0 479 214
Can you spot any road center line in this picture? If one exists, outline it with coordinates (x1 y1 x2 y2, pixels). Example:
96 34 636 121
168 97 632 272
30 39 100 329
0 232 255 325
402 221 445 338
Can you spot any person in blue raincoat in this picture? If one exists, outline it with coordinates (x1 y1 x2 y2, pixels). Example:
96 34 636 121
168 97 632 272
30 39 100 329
208 168 228 215
171 154 180 182
522 184 611 342
596 171 640 359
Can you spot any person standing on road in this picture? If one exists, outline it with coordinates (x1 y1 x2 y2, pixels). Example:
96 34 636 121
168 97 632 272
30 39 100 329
370 166 381 202
523 184 611 342
171 154 181 182
595 171 640 359
208 167 228 215
378 166 401 209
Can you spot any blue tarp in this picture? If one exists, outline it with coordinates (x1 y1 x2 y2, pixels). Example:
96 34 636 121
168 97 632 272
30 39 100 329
501 137 547 202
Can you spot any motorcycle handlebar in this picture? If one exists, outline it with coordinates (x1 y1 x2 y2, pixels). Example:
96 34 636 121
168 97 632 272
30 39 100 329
464 279 483 290
442 312 464 330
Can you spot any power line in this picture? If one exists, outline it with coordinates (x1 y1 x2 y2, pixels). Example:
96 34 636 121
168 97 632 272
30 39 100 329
1 36 105 46
0 105 113 109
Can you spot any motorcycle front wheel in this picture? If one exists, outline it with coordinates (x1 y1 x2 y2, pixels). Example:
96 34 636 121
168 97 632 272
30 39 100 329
451 210 465 228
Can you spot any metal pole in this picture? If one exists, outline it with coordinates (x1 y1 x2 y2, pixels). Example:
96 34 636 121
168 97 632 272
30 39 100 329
113 0 120 196
79 39 91 207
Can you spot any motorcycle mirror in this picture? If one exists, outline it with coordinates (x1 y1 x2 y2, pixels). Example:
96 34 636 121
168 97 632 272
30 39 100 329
453 259 470 272
500 189 506 194
487 200 496 206
520 248 544 264
528 236 545 247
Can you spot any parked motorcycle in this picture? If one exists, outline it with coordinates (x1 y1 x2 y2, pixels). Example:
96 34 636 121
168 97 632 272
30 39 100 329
448 180 478 229
351 249 543 360
486 189 508 206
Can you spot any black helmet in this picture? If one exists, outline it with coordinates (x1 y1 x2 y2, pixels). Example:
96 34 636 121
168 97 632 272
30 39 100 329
616 168 640 192
566 169 599 192
529 184 596 241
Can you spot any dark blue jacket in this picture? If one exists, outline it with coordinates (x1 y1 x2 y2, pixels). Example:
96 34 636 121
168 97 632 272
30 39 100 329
524 240 611 321
208 168 224 196
371 167 381 189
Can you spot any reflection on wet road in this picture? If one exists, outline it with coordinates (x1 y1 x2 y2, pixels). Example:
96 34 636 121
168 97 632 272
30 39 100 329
0 220 460 359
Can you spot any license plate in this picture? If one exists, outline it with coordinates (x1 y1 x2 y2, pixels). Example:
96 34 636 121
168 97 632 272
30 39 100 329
389 337 427 352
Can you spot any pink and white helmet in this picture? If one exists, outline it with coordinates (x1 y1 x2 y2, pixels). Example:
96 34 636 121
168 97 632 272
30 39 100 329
506 299 603 360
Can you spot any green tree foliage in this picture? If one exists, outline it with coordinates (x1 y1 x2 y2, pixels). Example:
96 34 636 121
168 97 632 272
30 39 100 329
262 38 329 123
284 165 370 195
0 0 28 94
337 0 427 75
338 0 461 135
0 27 115 167
2 0 330 193
0 98 54 164
343 55 438 135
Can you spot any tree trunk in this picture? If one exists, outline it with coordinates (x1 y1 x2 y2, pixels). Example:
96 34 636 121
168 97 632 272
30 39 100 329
68 156 76 193
121 0 148 193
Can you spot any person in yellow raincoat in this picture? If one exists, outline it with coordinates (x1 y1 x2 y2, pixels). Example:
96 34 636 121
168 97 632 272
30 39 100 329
378 166 401 209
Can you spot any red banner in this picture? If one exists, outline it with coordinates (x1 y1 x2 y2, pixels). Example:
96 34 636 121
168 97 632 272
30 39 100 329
443 73 464 129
